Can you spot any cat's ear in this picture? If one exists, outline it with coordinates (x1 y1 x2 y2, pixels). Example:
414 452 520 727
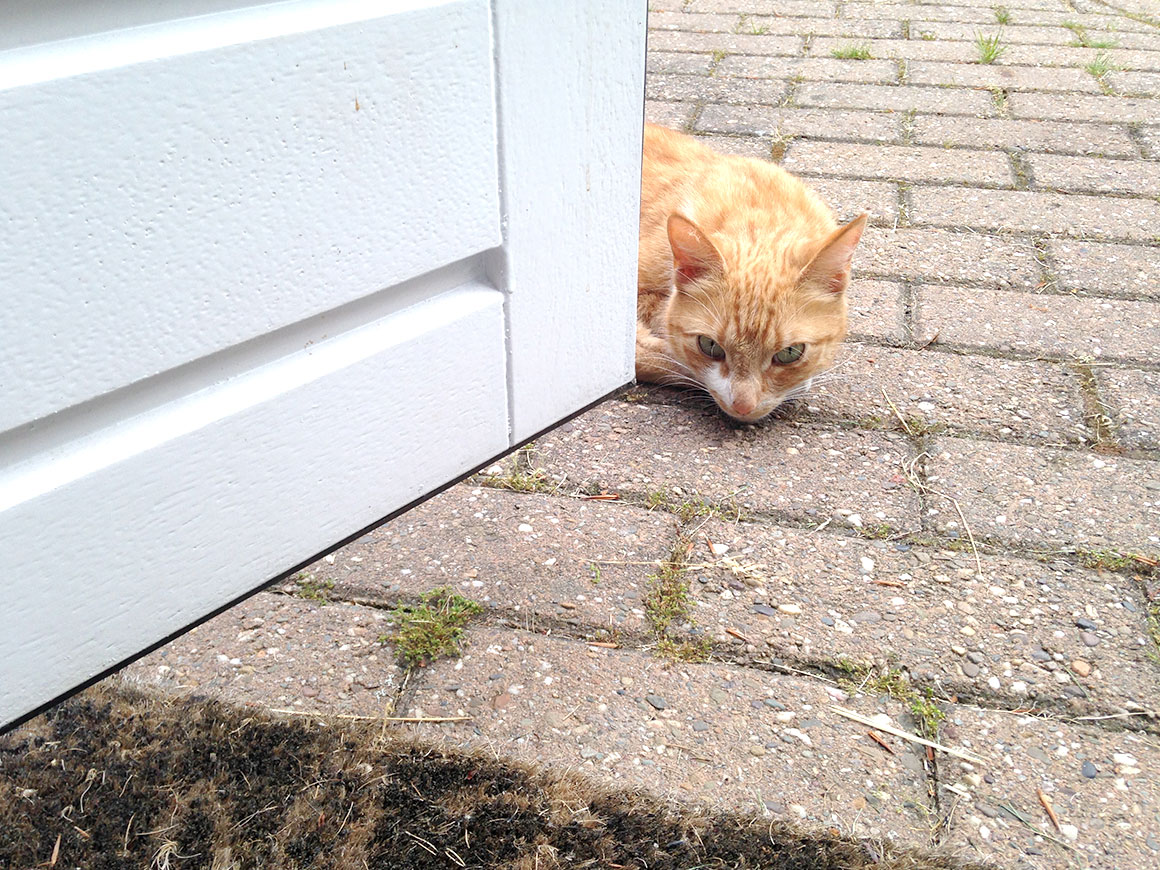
800 213 868 295
668 214 724 286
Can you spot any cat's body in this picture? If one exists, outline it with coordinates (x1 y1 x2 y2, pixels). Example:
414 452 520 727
637 124 866 421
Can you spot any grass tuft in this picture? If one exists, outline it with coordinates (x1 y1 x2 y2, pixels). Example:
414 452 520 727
993 5 1010 25
831 43 873 60
1085 51 1115 79
380 587 483 667
974 30 1006 64
644 534 711 663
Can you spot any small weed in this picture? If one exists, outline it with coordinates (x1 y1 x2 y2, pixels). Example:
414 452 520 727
919 31 937 41
588 562 603 585
840 664 945 739
645 487 671 510
644 535 711 663
1076 548 1135 571
831 43 873 60
478 466 553 494
1065 21 1118 49
1087 37 1118 49
857 523 897 541
656 635 713 662
974 30 1006 64
907 689 946 740
295 573 334 603
380 587 483 667
1085 51 1115 78
993 5 1010 25
711 48 728 64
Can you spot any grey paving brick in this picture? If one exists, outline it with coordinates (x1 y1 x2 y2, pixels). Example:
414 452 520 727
783 141 1014 186
648 11 738 32
906 61 1102 92
1107 69 1160 96
1008 91 1160 123
796 82 994 115
409 627 936 837
910 115 1138 157
805 344 1089 442
1003 45 1160 71
1099 367 1160 450
305 485 680 634
690 518 1158 718
1108 31 1160 52
123 593 402 715
917 284 1160 362
1140 125 1160 158
810 37 979 63
693 133 774 159
926 436 1160 552
697 103 901 142
803 177 900 224
909 186 1160 241
844 3 997 23
1048 239 1160 300
645 99 697 129
691 0 838 15
647 51 717 76
847 279 907 340
647 30 803 56
647 72 787 105
907 22 1086 45
940 708 1160 870
860 227 1041 289
718 54 900 84
745 16 904 39
1028 153 1160 195
534 401 921 528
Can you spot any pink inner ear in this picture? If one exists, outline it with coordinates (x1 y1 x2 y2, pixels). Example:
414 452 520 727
668 214 723 284
802 213 868 294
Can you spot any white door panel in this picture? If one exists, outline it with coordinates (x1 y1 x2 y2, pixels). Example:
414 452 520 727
0 0 645 730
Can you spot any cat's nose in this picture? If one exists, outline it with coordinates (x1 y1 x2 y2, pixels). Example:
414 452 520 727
731 396 757 416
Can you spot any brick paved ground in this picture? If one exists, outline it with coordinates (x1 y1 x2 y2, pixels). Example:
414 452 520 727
120 1 1160 867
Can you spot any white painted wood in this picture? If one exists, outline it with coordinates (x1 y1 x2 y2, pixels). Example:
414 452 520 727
492 0 647 442
0 0 499 431
0 0 645 730
0 285 509 725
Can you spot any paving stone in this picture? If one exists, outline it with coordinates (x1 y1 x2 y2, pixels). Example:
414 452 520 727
693 133 774 159
809 37 981 63
647 30 804 56
1098 368 1160 450
122 593 402 715
687 518 1158 717
795 82 994 115
1008 92 1160 123
860 227 1041 289
783 141 1014 186
1107 69 1160 96
647 51 717 76
803 177 900 224
1048 239 1160 300
299 485 679 634
647 73 787 105
843 3 997 23
910 115 1138 157
740 16 904 39
1006 45 1160 71
717 54 900 84
925 437 1160 552
645 99 696 129
906 61 1102 92
697 103 901 142
648 11 738 33
846 279 907 341
909 186 1160 241
803 344 1089 443
940 708 1160 870
1028 153 1160 196
1139 125 1160 158
917 284 1160 362
533 401 921 528
907 23 1088 46
691 0 838 16
1107 31 1160 52
408 626 936 838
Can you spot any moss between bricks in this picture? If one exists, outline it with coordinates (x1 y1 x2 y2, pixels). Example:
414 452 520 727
380 587 482 668
644 534 712 663
0 685 983 869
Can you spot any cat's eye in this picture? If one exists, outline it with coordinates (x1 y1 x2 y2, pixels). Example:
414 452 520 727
773 343 805 364
697 335 726 360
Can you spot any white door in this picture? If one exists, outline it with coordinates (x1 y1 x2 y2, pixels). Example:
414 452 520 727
0 0 645 729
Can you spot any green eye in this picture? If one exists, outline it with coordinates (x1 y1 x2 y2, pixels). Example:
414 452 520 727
773 343 805 364
697 335 726 360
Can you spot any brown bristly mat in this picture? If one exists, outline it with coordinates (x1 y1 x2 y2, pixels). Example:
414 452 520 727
1 686 984 869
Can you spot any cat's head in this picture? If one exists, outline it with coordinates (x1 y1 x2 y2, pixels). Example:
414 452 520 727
661 211 867 422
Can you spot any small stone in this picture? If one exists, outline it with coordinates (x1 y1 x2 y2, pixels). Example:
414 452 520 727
788 804 807 819
692 720 710 732
1081 760 1098 779
752 603 778 617
749 744 766 757
962 662 980 678
778 603 802 615
1113 752 1139 767
860 556 875 573
1075 617 1098 631
1059 824 1079 842
976 801 999 818
645 694 667 711
1081 632 1100 647
1071 660 1092 677
951 645 967 656
987 676 1001 690
847 514 863 528
517 523 533 532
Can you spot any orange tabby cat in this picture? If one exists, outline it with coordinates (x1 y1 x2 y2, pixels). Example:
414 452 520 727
637 123 867 422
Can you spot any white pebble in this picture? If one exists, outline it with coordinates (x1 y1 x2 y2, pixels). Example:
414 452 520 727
847 514 863 528
778 603 802 615
1060 824 1079 841
860 556 875 572
518 523 533 532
